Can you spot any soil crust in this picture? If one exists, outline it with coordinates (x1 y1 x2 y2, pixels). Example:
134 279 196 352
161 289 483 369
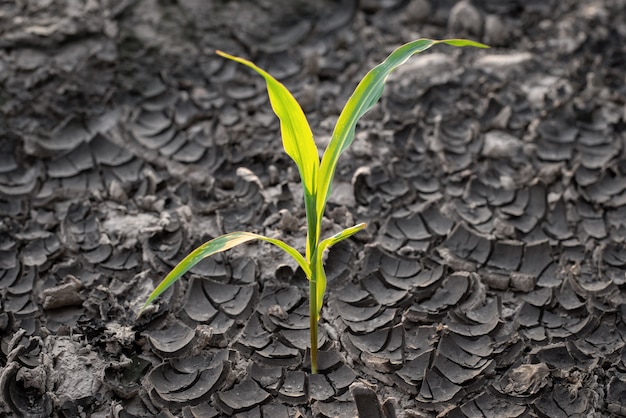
1 0 626 416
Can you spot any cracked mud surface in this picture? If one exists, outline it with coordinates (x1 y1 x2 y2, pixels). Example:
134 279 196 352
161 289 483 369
1 0 626 416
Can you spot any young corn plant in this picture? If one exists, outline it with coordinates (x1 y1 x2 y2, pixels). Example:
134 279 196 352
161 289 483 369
141 38 488 374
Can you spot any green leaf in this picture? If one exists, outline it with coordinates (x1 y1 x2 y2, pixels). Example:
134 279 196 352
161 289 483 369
216 51 320 261
141 232 310 312
216 51 319 193
312 223 367 319
317 223 367 253
315 38 488 239
440 39 490 48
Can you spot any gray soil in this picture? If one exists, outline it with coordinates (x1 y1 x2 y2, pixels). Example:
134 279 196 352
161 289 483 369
1 0 626 417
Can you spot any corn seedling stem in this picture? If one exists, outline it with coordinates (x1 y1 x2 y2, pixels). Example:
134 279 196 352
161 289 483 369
309 270 319 374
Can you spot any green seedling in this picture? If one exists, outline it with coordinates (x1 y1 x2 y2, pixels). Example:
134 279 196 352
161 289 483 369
141 38 488 373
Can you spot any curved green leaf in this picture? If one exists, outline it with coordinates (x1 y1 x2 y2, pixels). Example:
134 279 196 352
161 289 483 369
216 51 319 192
317 223 367 254
216 50 320 261
312 223 367 319
315 38 488 239
141 232 309 312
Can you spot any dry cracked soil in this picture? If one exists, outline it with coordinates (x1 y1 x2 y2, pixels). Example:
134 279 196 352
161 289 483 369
1 0 626 417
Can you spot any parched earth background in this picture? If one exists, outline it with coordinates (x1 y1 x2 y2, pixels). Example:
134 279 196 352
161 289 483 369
1 0 626 417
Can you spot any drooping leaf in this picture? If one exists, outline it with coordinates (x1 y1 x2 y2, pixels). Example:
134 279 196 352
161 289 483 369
315 39 488 237
216 51 319 194
216 50 320 260
141 232 309 312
